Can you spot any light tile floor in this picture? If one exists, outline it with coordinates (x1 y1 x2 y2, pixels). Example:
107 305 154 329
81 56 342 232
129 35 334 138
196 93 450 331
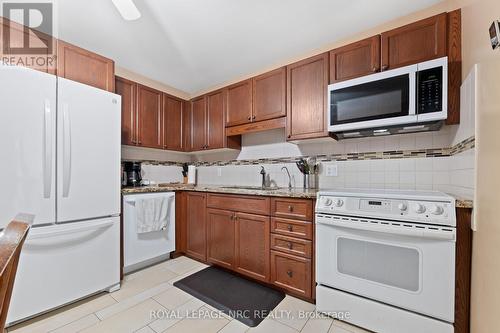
7 256 371 333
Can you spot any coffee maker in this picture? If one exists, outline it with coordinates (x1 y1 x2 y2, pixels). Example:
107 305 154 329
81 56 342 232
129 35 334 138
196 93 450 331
123 162 142 187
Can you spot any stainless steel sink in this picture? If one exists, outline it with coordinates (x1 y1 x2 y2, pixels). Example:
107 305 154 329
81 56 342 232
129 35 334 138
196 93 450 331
220 186 278 191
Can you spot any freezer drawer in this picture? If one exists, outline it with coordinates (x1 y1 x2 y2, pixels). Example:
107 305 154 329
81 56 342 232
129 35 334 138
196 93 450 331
123 193 176 273
7 217 120 325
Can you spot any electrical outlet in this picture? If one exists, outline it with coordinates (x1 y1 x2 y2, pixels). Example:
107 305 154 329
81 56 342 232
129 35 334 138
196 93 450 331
325 165 338 177
217 167 222 177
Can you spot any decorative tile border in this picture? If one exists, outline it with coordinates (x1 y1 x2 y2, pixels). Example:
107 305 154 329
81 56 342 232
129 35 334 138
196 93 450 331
123 136 475 167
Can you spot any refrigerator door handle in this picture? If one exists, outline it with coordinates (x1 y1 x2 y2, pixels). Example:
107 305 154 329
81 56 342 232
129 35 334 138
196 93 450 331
62 103 72 198
43 99 52 199
28 220 114 240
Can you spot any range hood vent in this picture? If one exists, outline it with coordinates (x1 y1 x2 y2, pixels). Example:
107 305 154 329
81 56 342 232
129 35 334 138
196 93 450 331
332 121 444 140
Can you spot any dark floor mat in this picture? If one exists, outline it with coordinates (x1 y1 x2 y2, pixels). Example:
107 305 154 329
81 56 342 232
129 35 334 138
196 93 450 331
173 266 285 327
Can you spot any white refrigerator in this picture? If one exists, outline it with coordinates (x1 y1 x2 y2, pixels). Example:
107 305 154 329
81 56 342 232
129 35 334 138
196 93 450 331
0 65 122 325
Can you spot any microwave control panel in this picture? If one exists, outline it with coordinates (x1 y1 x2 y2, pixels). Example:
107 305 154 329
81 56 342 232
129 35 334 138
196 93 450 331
417 66 443 114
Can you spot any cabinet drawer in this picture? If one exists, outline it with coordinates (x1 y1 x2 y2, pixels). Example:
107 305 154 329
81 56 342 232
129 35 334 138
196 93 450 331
271 198 313 221
271 251 312 298
271 234 312 258
207 193 270 215
271 217 312 240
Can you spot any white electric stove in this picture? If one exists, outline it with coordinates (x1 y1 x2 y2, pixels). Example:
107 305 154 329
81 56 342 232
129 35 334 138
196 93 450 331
315 189 456 333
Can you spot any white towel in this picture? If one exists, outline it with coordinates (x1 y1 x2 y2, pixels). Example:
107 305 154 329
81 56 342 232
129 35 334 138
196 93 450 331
135 196 173 234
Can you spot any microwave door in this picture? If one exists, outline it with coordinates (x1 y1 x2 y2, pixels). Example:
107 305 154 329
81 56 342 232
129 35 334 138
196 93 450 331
328 64 417 132
416 57 448 122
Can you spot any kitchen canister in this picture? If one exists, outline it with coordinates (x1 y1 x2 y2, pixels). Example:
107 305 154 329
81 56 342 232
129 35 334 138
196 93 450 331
303 173 318 189
187 165 197 185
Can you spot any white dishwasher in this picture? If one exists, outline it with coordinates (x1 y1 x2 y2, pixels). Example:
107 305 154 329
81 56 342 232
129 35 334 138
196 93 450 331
123 192 176 273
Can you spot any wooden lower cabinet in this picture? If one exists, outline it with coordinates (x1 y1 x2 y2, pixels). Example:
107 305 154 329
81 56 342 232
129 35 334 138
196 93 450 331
186 193 207 261
271 251 312 299
235 213 270 282
207 208 235 269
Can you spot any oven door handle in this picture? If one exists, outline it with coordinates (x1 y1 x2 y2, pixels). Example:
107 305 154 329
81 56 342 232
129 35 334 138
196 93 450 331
317 218 455 241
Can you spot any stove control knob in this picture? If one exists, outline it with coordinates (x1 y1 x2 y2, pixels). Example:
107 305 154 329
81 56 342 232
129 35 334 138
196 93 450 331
333 199 344 207
414 203 426 214
321 197 333 206
430 205 444 215
398 203 408 211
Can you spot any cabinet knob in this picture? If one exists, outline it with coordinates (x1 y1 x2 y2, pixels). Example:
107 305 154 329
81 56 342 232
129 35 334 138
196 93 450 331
287 270 293 278
252 115 256 120
287 242 293 250
382 64 388 71
287 135 291 139
288 205 294 212
247 116 251 121
287 225 293 232
372 66 378 72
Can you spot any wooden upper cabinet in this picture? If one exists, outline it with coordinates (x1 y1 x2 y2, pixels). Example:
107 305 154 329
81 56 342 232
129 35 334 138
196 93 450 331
115 77 137 146
226 79 253 127
191 96 207 151
206 90 225 149
207 208 235 270
186 192 207 262
235 212 270 282
286 53 329 140
183 101 192 152
381 13 447 71
253 67 286 122
329 36 381 83
57 40 114 92
137 85 162 149
163 94 183 151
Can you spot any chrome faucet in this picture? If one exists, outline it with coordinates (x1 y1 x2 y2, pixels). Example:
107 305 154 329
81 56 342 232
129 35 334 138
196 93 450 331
260 166 266 189
281 166 292 189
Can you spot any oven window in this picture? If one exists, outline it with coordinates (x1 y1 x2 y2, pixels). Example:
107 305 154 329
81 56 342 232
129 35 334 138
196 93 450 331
337 237 420 292
330 74 410 125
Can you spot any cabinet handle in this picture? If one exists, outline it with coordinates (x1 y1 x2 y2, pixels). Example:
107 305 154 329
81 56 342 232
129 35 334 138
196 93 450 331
287 270 293 278
287 225 293 232
230 214 234 220
288 205 294 212
382 64 388 71
252 115 256 120
372 66 378 72
287 242 293 250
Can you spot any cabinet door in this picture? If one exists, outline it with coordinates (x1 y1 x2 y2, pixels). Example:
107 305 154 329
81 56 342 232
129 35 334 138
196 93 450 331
286 53 329 140
115 77 137 146
137 85 162 149
206 90 225 149
183 101 192 152
163 94 183 151
207 208 235 269
186 193 207 262
191 96 207 151
235 212 270 282
253 67 286 122
226 80 252 127
381 13 447 71
329 36 380 83
57 40 114 92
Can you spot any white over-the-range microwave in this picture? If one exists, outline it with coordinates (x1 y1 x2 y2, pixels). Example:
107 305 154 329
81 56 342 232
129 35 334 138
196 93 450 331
328 57 448 139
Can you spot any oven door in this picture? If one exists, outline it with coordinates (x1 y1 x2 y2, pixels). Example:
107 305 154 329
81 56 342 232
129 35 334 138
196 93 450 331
328 64 417 132
316 214 455 323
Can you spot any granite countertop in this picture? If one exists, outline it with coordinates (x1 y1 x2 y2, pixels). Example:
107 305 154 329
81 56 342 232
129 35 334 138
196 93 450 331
121 184 319 199
121 184 474 208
